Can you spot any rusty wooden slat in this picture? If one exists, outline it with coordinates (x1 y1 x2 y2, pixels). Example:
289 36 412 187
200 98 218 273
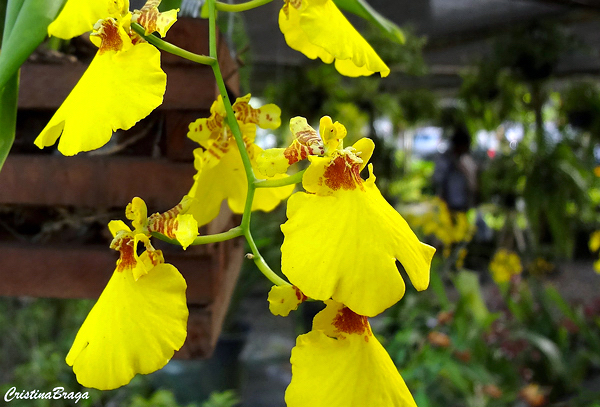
176 236 245 359
18 63 216 111
0 243 224 304
0 155 195 209
18 19 238 111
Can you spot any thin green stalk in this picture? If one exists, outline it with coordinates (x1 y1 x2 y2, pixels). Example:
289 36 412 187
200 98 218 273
151 226 243 246
255 169 305 188
244 227 290 286
206 0 255 188
207 0 288 287
131 23 215 65
215 0 273 12
207 0 256 222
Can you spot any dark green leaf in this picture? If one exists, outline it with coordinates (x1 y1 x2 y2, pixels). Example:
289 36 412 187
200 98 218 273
333 0 405 44
516 330 565 377
0 73 18 171
0 0 65 91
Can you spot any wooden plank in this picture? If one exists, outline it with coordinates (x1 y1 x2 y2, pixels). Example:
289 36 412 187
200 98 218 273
18 19 238 110
0 243 221 304
176 236 245 359
0 155 195 209
18 62 216 111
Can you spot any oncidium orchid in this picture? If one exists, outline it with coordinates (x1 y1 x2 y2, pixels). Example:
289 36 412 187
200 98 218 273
21 0 433 403
262 116 435 317
285 300 417 407
34 0 177 155
489 248 523 284
66 197 197 389
279 0 390 77
186 94 294 227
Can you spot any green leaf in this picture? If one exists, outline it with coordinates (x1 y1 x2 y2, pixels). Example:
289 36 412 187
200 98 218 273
0 72 18 171
333 0 405 44
0 0 65 91
453 270 489 324
516 330 566 377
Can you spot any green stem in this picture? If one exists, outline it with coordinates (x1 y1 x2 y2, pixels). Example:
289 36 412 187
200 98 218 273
244 227 290 286
255 169 305 188
152 226 243 246
206 0 288 287
131 23 215 65
215 0 273 12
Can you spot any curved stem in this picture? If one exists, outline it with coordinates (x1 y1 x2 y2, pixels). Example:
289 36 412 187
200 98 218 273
215 0 273 12
255 169 305 188
207 0 288 287
244 228 290 286
131 23 216 65
151 226 243 246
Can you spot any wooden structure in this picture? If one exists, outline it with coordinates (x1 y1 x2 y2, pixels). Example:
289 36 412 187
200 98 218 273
0 18 243 358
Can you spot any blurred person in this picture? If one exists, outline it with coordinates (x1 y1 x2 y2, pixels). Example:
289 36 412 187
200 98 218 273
433 126 478 212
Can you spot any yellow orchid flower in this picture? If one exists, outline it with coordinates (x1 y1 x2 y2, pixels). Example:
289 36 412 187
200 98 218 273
279 0 390 77
35 0 178 156
489 248 522 284
286 300 417 407
66 197 190 390
279 117 435 317
186 94 294 227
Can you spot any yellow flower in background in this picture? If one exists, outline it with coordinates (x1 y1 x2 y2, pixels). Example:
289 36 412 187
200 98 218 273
405 197 475 259
35 0 177 156
279 117 435 317
186 94 294 227
589 230 600 273
285 300 417 407
489 248 522 283
279 0 390 77
66 197 189 390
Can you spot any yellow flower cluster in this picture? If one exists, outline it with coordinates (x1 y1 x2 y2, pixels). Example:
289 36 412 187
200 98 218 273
35 0 177 156
278 0 389 77
589 230 600 273
407 197 475 258
31 0 425 403
185 94 294 226
262 116 435 406
489 248 523 284
67 197 197 389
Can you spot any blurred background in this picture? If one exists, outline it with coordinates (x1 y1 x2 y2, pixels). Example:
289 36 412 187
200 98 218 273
4 0 600 405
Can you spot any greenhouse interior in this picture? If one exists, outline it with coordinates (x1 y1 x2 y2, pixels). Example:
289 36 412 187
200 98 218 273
1 0 600 406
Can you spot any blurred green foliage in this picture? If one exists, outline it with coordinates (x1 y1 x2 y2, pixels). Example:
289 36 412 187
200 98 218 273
380 264 600 407
0 297 240 407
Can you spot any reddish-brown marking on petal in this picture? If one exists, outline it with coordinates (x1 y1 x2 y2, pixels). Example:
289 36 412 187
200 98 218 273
147 249 164 267
129 32 146 45
293 286 308 302
295 129 324 156
332 306 371 336
113 237 136 272
364 335 369 342
284 140 309 165
323 154 363 191
147 203 185 239
233 100 262 124
96 19 123 54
